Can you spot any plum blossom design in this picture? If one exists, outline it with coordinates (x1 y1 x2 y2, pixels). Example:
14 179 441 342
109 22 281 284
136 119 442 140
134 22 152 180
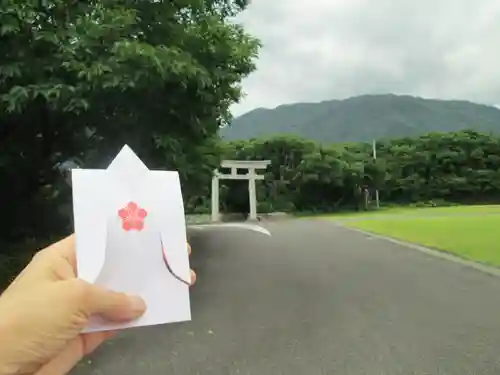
118 202 147 231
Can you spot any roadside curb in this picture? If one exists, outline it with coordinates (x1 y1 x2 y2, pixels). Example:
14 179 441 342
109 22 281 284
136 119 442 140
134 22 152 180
335 222 500 279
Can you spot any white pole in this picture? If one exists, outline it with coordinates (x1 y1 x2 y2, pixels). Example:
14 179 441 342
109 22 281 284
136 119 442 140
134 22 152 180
372 139 380 209
248 168 257 221
211 171 220 222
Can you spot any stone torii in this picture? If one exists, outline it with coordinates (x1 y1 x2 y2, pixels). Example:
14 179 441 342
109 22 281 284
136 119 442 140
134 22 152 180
211 160 271 222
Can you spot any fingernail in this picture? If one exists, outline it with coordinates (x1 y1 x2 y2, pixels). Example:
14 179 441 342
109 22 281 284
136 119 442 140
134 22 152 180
128 295 147 314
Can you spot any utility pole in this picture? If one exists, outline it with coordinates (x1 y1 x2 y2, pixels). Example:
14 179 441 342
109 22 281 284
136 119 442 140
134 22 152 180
372 139 380 209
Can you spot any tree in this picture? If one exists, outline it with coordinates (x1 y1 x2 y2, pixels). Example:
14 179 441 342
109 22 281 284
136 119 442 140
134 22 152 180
221 130 500 214
0 0 260 285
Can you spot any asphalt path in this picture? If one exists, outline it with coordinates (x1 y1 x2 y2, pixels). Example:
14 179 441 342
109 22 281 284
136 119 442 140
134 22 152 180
72 219 500 375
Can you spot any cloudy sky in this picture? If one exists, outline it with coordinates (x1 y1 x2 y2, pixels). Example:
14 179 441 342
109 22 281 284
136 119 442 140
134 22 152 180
230 0 500 117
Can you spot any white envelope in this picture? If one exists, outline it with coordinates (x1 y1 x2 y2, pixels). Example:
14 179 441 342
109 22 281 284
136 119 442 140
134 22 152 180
72 145 191 332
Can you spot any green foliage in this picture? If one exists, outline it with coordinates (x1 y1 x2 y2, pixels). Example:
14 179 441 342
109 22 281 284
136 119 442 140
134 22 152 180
221 94 500 143
0 0 259 286
219 131 500 214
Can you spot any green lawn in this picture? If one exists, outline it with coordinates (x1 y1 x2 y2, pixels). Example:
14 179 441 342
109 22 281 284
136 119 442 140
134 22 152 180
323 204 500 219
344 208 500 266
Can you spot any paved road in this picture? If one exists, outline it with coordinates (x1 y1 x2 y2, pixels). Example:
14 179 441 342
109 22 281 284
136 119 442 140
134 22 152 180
72 219 500 375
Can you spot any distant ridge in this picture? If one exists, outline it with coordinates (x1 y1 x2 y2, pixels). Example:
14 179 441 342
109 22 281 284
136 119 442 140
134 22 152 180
221 94 500 142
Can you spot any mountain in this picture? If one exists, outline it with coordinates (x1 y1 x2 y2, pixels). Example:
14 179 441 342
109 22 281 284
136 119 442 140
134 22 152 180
221 94 500 143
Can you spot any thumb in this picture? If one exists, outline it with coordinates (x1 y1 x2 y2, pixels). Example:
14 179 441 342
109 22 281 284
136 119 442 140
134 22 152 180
80 282 147 322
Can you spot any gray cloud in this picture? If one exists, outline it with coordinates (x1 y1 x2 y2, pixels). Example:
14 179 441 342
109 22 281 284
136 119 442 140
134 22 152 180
231 0 500 116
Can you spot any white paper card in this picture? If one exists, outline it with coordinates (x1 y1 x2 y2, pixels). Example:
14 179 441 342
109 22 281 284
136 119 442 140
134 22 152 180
72 145 191 332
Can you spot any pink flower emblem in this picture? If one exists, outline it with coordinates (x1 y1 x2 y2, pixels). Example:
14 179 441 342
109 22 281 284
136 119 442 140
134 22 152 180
118 202 147 231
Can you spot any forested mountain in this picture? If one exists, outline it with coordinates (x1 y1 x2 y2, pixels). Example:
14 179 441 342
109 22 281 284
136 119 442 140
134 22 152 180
221 94 500 142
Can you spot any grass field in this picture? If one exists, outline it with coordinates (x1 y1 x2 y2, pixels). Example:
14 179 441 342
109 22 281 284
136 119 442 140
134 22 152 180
340 205 500 267
324 204 500 219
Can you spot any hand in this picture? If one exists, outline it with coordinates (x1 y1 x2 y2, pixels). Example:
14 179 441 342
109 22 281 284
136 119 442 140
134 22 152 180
0 235 196 375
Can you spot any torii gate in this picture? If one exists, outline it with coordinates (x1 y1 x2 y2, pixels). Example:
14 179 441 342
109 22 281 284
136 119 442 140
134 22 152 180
211 160 271 222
